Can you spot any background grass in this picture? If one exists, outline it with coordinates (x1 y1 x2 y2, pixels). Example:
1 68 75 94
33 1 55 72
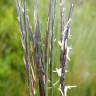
0 0 96 96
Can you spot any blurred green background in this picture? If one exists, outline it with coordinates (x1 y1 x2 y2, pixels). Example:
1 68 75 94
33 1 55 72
0 0 96 96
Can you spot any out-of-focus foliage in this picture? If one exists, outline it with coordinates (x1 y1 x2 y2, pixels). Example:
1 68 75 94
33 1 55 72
0 0 96 96
0 0 27 96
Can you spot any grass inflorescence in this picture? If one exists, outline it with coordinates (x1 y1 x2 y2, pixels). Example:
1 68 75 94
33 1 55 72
16 0 76 96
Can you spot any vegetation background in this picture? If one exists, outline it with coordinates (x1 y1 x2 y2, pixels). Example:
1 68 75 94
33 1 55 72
0 0 96 96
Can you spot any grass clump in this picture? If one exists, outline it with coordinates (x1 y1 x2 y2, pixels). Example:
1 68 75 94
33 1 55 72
16 0 76 96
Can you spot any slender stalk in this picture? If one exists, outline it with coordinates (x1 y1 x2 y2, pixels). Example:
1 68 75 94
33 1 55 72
66 0 74 34
49 0 57 95
60 0 65 95
23 0 30 85
33 0 45 96
59 0 74 96
16 0 35 95
27 12 36 96
45 0 53 68
45 0 53 95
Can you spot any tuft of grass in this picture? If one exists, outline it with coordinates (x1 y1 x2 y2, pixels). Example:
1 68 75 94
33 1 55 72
16 0 75 96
